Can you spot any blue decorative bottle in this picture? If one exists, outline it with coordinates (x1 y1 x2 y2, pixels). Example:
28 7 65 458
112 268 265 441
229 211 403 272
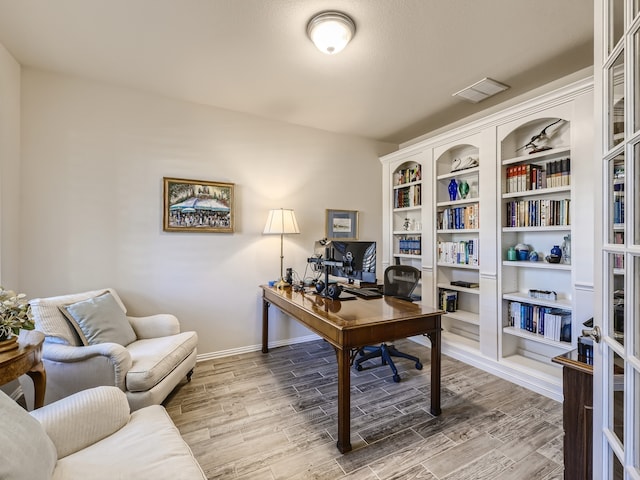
448 178 458 201
551 245 562 257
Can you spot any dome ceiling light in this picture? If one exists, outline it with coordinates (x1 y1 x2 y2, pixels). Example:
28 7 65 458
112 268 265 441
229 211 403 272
307 11 355 55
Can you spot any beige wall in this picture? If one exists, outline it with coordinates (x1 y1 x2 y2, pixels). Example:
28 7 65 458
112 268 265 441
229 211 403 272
17 68 395 357
0 43 21 398
0 42 21 287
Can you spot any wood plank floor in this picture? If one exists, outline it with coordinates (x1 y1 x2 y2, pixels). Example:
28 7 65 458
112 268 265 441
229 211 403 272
165 339 564 479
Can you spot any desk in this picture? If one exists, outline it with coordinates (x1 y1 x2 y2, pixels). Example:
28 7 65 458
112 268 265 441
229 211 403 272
261 286 443 453
552 351 592 480
0 330 46 408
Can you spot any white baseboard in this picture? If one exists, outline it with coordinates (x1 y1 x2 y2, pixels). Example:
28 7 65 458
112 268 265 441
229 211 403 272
408 335 563 402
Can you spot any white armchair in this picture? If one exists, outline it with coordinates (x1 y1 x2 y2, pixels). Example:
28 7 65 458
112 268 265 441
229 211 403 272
29 288 198 410
0 386 206 480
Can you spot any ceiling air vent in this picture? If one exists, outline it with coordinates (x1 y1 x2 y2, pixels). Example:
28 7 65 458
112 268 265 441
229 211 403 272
452 77 509 103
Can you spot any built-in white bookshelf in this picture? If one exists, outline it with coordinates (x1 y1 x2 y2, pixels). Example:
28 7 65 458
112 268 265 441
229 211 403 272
497 112 578 390
391 161 423 270
381 77 594 401
434 140 482 353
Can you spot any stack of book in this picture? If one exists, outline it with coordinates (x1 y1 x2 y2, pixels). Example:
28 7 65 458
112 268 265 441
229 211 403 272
394 184 421 208
437 239 479 265
504 198 570 227
505 157 570 193
508 301 571 343
450 280 479 288
613 232 624 269
394 165 421 185
545 158 571 188
613 181 624 224
437 203 479 230
398 236 421 255
439 289 458 312
542 310 572 342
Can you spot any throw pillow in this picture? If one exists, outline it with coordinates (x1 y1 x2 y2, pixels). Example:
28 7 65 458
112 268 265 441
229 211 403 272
0 390 57 479
59 291 137 346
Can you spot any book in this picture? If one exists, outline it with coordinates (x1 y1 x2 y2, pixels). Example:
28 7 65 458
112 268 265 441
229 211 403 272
542 309 571 342
450 280 479 288
508 301 520 328
439 289 457 312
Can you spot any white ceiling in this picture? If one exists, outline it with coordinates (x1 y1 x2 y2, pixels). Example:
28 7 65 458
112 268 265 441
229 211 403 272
0 0 594 144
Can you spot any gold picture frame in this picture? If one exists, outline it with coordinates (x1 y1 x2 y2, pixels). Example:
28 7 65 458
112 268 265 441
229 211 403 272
325 209 358 240
163 177 234 233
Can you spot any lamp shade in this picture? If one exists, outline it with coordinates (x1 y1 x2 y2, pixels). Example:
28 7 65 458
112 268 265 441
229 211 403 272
263 208 300 235
307 11 355 55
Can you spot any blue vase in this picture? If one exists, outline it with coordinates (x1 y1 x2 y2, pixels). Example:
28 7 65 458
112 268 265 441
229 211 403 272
551 245 562 257
448 179 458 201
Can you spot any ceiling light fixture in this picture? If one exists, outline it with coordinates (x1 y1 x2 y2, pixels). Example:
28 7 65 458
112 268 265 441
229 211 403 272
452 77 510 103
307 11 355 55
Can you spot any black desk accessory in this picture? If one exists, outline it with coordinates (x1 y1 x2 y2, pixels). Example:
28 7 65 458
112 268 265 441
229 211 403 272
342 287 382 299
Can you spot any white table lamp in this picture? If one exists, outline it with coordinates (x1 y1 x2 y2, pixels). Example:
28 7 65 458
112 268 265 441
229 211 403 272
263 208 300 288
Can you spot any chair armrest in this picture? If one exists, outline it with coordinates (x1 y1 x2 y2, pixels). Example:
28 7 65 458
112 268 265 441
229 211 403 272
30 386 130 459
42 343 132 391
127 313 180 338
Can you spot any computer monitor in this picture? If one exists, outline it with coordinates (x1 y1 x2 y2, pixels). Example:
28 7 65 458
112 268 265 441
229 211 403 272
314 240 376 283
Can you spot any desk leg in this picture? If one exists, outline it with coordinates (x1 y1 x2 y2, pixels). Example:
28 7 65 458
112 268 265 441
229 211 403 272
262 299 270 353
427 326 442 416
335 347 352 453
27 362 46 409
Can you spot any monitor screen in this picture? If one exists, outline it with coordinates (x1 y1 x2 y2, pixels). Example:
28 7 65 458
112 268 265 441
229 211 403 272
319 240 376 283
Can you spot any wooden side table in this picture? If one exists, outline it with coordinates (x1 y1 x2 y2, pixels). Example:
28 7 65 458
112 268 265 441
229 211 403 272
0 330 46 408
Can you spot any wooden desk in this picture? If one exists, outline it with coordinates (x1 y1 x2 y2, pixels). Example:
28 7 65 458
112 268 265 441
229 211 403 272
0 330 46 409
552 350 592 480
261 286 443 453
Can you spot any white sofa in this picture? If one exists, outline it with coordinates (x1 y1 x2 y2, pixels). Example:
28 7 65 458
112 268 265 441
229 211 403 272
29 288 198 410
0 386 206 480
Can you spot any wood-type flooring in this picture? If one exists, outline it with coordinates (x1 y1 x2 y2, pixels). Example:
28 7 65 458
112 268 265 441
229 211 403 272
165 338 564 480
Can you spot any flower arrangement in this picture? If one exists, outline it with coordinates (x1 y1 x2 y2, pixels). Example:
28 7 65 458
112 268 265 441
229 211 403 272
0 286 35 340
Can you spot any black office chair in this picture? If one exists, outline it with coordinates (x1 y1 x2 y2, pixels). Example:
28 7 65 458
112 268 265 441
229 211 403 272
354 265 422 382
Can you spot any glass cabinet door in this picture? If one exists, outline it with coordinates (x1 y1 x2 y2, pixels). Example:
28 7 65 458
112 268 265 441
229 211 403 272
608 51 625 150
596 1 640 479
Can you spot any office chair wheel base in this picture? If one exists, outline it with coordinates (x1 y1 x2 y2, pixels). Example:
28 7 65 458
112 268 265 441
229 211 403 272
393 374 401 383
415 362 423 370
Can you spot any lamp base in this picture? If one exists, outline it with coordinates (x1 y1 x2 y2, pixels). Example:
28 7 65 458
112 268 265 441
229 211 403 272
275 278 290 289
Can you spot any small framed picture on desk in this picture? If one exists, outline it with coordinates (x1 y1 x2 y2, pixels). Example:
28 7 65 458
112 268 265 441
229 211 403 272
326 209 358 240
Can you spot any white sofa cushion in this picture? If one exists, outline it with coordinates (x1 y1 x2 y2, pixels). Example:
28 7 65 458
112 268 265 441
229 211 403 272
126 331 198 392
30 288 127 346
0 390 57 480
51 404 206 480
59 291 137 346
30 386 130 458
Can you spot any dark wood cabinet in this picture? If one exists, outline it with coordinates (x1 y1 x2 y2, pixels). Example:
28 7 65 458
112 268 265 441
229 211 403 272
553 351 592 480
